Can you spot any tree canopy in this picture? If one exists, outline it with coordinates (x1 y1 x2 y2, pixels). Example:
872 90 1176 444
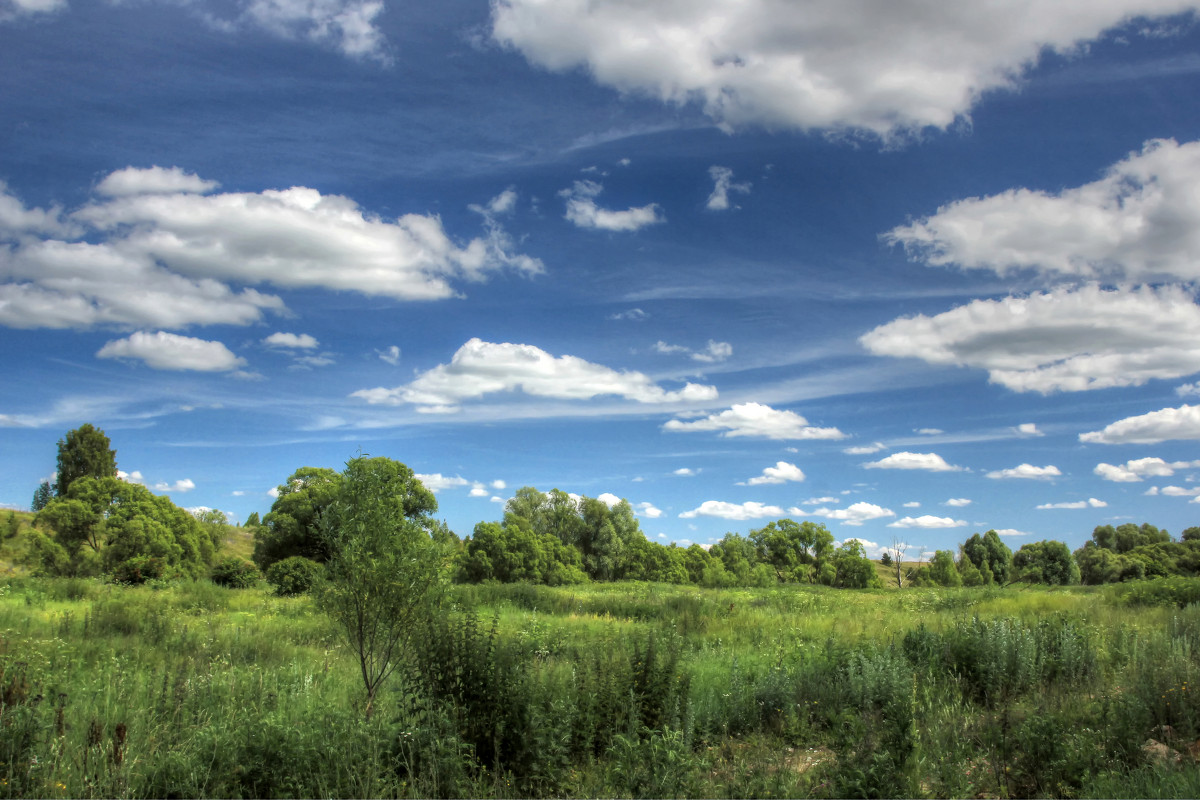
55 423 117 498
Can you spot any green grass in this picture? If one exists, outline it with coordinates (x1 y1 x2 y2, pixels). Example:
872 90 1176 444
4 577 1200 797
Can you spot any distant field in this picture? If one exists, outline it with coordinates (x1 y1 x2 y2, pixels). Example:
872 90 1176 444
3 576 1200 798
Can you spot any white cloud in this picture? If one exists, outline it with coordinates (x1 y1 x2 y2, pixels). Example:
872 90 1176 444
597 492 622 507
635 501 664 518
679 500 784 520
803 496 839 505
1037 498 1108 509
1161 485 1200 497
0 0 67 22
654 339 732 363
903 501 921 508
154 478 196 493
742 461 806 486
844 442 886 455
491 0 1193 138
560 180 664 231
352 338 718 412
469 483 489 497
220 0 390 63
799 501 895 526
610 308 649 321
994 529 1031 537
1094 457 1199 482
263 332 318 349
916 427 944 435
674 467 698 476
491 480 507 490
1081 404 1200 444
887 515 967 529
96 165 219 197
1016 423 1044 437
0 171 541 331
378 345 401 365
864 452 962 472
664 402 844 440
706 166 751 211
97 331 246 372
886 139 1200 282
861 285 1200 394
267 487 280 498
117 470 145 484
945 498 972 507
416 473 470 493
986 463 1062 480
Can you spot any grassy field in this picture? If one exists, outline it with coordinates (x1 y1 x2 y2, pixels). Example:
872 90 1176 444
3 575 1200 798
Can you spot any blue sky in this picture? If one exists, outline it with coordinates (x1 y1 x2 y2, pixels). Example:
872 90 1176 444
5 0 1200 556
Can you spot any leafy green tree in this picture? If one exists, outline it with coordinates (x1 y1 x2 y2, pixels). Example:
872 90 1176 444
829 539 882 588
961 530 1013 584
927 550 962 587
957 555 986 586
1013 540 1079 585
880 550 893 567
749 518 834 582
54 424 117 498
316 456 448 717
621 537 689 583
244 511 261 528
1090 522 1171 553
459 520 586 585
266 555 323 595
711 532 774 587
253 467 342 569
35 476 212 580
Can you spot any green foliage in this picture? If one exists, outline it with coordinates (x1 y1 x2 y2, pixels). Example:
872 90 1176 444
31 481 52 512
1013 539 1080 585
459 520 587 585
961 530 1013 585
244 511 261 528
830 539 882 588
36 476 212 580
54 423 118 498
1106 576 1200 608
927 549 962 587
265 555 323 596
210 555 261 588
253 466 342 570
316 455 447 715
749 518 834 582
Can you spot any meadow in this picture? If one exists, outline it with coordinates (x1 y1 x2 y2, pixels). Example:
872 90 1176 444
3 571 1200 798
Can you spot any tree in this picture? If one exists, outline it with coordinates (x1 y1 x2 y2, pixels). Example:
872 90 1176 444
961 530 1013 584
927 550 963 587
830 540 882 589
880 550 893 567
35 476 212 580
887 538 910 588
253 467 343 569
31 481 52 512
1013 540 1079 585
55 424 117 498
315 456 447 717
749 519 834 583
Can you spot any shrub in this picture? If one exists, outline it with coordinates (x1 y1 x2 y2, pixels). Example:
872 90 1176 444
266 555 323 596
110 554 168 584
210 556 260 589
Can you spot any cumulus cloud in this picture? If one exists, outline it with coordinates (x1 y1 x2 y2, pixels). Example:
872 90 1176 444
352 338 718 412
635 501 664 518
1160 485 1200 497
945 498 972 507
491 0 1191 138
0 170 541 331
1094 457 1200 482
986 463 1062 480
887 515 967 529
844 442 886 455
596 492 623 507
864 452 962 472
741 461 805 486
378 345 401 365
205 0 391 63
674 467 698 476
664 402 844 440
861 285 1200 393
706 166 751 211
679 500 784 520
886 139 1200 282
263 332 319 349
117 470 144 484
560 180 664 231
1037 498 1108 509
415 473 470 493
96 331 246 372
1081 404 1200 444
798 502 895 526
1016 423 1044 437
916 428 944 435
154 478 196 493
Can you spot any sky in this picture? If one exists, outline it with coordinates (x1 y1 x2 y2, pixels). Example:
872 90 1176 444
5 0 1200 557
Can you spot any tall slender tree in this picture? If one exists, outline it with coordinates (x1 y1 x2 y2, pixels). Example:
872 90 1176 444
55 424 117 498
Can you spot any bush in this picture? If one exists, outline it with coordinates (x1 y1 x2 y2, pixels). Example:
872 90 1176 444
210 556 260 589
266 555 323 596
110 554 168 584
